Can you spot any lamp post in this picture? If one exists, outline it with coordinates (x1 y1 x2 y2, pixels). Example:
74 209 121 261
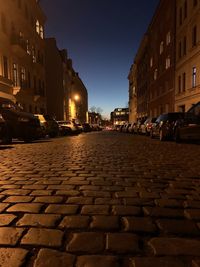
74 94 80 123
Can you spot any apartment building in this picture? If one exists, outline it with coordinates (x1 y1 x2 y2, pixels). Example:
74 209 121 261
45 38 88 122
148 0 176 118
0 0 46 113
175 0 200 112
128 63 137 123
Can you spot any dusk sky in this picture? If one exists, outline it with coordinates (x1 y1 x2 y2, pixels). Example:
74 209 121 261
41 0 159 118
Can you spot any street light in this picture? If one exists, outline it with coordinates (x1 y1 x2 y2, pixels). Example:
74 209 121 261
74 94 80 101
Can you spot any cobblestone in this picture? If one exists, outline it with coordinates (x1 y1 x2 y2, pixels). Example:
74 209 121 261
0 132 200 264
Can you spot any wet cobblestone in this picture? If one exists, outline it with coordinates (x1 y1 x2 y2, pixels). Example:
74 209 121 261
0 131 200 266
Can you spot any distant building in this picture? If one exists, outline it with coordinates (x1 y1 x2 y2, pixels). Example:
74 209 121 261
175 0 200 112
45 38 88 122
88 112 102 125
110 108 129 125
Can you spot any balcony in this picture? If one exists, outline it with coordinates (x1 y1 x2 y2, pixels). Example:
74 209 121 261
0 76 13 87
11 35 27 58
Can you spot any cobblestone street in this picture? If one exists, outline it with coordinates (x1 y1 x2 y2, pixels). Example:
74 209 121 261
0 130 200 267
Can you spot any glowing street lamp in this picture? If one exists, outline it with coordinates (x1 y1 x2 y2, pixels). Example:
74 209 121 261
74 94 80 101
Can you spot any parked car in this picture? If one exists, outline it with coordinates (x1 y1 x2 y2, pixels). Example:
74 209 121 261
0 113 10 144
34 114 48 138
173 113 200 142
140 117 157 135
150 112 184 141
57 121 80 135
122 123 131 133
0 98 40 143
44 115 59 138
82 123 92 132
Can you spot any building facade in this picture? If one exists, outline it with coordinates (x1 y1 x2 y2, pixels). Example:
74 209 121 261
110 108 129 126
45 38 88 122
0 0 46 113
175 0 200 112
148 0 176 118
128 63 137 123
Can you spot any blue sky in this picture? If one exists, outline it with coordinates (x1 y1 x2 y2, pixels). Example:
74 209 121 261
41 0 159 118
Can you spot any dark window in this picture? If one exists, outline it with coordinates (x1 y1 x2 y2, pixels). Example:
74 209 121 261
182 72 186 91
192 25 197 47
3 56 8 78
179 41 182 58
28 71 31 88
184 0 187 18
178 75 181 93
13 63 18 86
183 36 187 55
1 13 7 33
179 7 182 26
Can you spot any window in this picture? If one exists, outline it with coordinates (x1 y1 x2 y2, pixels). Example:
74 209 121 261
20 67 26 88
183 36 187 55
150 57 153 67
32 46 36 63
159 41 164 54
178 75 181 93
166 31 171 45
179 7 182 26
182 72 186 91
192 25 197 47
26 40 31 55
166 56 171 69
13 63 18 86
184 0 187 18
192 67 196 87
179 41 182 58
27 71 31 88
36 20 40 34
1 13 7 33
39 26 44 39
3 56 8 78
154 69 158 80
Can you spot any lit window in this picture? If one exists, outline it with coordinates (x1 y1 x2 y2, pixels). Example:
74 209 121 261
166 32 171 45
154 69 158 80
40 26 44 39
13 63 18 86
26 40 31 55
150 57 153 67
192 67 196 87
165 56 171 69
159 41 164 54
32 46 36 63
3 56 8 78
36 20 40 34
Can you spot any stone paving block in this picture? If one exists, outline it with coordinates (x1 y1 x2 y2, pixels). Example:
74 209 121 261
0 189 31 195
33 196 64 203
59 216 90 229
0 248 28 267
22 185 47 190
131 257 190 267
45 204 78 214
115 191 138 198
155 199 183 208
106 233 139 254
16 214 61 227
66 232 104 253
184 209 200 220
21 228 63 247
148 237 200 256
183 200 200 208
0 214 17 226
156 218 200 235
33 248 75 267
79 185 100 191
76 255 120 267
90 216 119 230
0 227 24 245
47 185 75 190
1 185 21 189
0 203 10 212
82 190 111 197
81 205 109 215
122 217 157 233
3 196 34 203
55 190 80 196
139 192 160 198
66 196 93 205
123 198 154 206
112 205 141 216
143 207 184 218
95 198 121 205
7 203 43 213
30 190 53 196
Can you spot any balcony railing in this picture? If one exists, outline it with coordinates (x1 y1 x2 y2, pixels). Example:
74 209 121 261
11 34 27 57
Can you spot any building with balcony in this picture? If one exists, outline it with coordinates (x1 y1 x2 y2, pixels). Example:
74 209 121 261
0 0 46 113
175 0 200 112
45 38 88 122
